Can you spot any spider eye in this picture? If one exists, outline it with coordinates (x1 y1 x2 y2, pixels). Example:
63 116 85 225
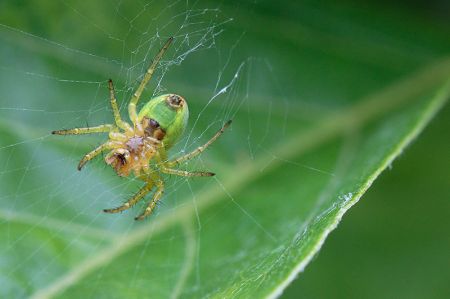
167 94 183 109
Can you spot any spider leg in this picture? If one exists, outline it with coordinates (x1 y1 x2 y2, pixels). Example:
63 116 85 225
134 179 164 221
128 37 173 124
108 79 132 132
160 167 214 177
166 120 232 167
103 180 155 214
52 124 115 136
78 142 113 170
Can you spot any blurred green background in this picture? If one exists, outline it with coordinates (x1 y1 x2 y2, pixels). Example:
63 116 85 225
0 0 449 298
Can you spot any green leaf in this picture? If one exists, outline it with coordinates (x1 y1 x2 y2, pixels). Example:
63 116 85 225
0 1 449 298
281 103 450 298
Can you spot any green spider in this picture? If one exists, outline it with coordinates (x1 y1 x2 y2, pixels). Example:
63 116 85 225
52 37 231 220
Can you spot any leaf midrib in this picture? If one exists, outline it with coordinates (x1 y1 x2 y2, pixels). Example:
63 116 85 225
29 57 450 299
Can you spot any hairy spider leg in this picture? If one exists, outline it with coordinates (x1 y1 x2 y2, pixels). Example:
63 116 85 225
160 167 214 177
103 179 155 214
134 179 164 221
128 37 174 125
77 142 114 170
154 149 214 177
108 79 132 132
165 120 232 168
52 124 115 135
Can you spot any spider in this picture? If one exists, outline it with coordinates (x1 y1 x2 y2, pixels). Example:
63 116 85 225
52 37 231 220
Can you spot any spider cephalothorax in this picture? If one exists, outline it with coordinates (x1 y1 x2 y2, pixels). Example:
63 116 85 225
52 37 231 220
103 93 186 177
104 116 163 177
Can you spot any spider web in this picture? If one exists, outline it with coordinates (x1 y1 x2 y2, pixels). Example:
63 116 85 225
0 1 338 298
